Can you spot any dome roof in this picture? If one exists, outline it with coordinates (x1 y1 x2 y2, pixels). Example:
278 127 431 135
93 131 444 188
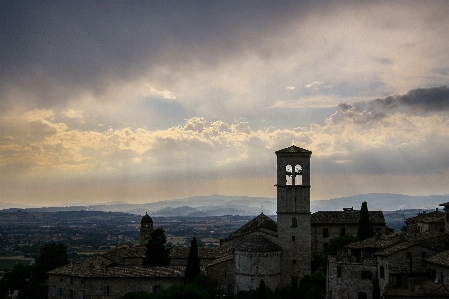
141 213 153 224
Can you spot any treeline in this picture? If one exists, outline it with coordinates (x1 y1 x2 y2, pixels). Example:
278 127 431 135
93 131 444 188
0 243 68 299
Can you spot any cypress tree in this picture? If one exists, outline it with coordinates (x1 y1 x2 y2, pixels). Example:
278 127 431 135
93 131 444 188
185 237 200 280
357 201 375 241
142 228 171 266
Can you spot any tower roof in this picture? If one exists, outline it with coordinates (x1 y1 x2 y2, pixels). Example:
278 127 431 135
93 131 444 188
221 213 277 243
141 213 153 224
275 145 311 155
235 235 281 252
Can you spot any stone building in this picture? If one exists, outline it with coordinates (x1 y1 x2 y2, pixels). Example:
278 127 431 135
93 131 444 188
48 252 185 299
311 208 387 254
327 204 449 299
207 145 313 293
405 209 445 234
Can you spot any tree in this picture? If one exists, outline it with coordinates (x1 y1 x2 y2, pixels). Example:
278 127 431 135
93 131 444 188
357 201 375 241
257 279 268 299
33 243 69 282
185 237 200 280
142 228 171 266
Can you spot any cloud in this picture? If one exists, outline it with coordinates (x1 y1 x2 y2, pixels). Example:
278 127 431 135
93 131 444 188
60 109 83 119
306 81 324 88
330 86 449 124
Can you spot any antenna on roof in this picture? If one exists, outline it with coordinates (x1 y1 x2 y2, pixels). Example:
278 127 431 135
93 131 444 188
261 205 264 214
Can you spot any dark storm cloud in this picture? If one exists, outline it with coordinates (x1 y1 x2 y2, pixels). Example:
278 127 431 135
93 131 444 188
0 0 310 107
374 86 449 112
332 86 449 124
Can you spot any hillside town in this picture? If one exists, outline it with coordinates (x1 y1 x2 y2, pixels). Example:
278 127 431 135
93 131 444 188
1 146 449 299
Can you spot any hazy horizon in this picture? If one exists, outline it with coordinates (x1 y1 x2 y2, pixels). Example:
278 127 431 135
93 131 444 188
2 1 449 206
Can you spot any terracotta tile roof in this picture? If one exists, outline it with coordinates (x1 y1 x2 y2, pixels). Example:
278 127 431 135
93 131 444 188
344 232 405 250
170 247 221 259
221 213 277 242
311 210 385 225
235 235 282 252
425 249 449 268
407 210 444 222
376 232 449 256
48 255 184 278
205 254 233 268
101 243 145 263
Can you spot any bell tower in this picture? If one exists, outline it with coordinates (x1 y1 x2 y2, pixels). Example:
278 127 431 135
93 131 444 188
275 145 311 286
139 213 154 246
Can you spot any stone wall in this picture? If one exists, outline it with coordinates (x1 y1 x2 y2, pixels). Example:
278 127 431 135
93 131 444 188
48 274 183 299
377 245 438 293
234 251 281 292
206 258 236 294
311 224 387 254
327 255 377 299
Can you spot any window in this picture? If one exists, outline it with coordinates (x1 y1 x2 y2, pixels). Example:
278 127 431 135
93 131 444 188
224 271 226 277
361 271 372 280
130 286 136 292
323 228 329 237
51 287 56 297
380 266 385 279
104 286 112 296
79 290 84 299
153 285 163 294
286 165 293 185
294 164 302 185
256 266 259 273
406 252 412 258
337 266 341 277
69 289 74 298
70 277 73 284
422 252 427 259
292 259 296 264
340 228 345 236
292 236 295 242
323 243 328 251
291 217 297 227
59 288 63 297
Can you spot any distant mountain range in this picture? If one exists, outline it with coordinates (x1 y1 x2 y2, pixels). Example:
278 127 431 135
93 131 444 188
1 193 448 216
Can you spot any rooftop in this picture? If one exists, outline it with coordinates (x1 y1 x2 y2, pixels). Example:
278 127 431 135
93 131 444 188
48 255 184 278
311 210 386 225
221 213 277 243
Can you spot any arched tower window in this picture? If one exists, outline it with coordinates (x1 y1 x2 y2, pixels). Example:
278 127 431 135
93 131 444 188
286 165 293 185
291 217 298 227
294 164 302 185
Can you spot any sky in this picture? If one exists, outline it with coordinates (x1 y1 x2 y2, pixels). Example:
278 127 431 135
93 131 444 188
1 1 449 207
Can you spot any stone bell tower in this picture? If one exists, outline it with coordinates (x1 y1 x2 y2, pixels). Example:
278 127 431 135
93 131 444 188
139 213 154 246
275 145 312 286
